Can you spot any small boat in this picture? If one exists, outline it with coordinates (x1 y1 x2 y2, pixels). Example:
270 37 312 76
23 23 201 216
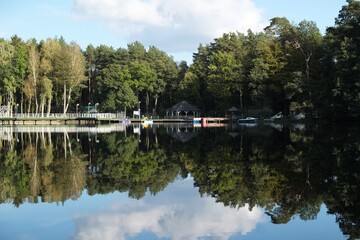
264 112 284 122
293 113 305 120
193 117 201 124
238 123 258 127
141 117 153 124
238 117 259 123
142 119 153 124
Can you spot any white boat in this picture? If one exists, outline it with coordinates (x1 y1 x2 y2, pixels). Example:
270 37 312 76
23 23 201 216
238 117 259 123
141 117 153 124
264 112 284 122
294 113 305 120
142 119 153 124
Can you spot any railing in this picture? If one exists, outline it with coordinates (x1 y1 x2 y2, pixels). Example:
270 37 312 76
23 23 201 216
1 112 125 119
0 124 127 141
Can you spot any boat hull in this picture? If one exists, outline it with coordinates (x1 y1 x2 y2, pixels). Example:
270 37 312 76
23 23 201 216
238 117 259 123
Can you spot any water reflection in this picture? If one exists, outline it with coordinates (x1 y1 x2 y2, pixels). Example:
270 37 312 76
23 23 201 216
74 179 264 240
165 123 199 142
0 123 359 239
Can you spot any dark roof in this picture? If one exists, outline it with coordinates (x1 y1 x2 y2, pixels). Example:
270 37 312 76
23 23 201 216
228 106 239 112
166 101 200 112
169 131 199 142
166 124 199 142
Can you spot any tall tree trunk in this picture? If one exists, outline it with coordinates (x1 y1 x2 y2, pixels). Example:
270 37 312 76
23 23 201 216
63 84 67 115
29 45 39 115
35 94 38 115
40 96 45 117
305 57 310 81
154 95 158 114
21 92 24 116
64 132 67 159
146 91 149 115
48 131 52 146
40 129 46 148
240 90 243 109
6 93 13 117
88 69 91 103
46 97 52 117
64 87 72 114
28 100 32 115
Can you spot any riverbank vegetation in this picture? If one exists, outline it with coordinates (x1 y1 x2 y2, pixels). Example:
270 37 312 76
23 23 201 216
0 0 359 120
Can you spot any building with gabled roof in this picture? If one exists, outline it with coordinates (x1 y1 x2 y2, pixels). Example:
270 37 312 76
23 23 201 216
165 101 200 119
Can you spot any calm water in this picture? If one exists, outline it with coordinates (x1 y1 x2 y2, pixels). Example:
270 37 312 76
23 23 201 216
0 122 358 240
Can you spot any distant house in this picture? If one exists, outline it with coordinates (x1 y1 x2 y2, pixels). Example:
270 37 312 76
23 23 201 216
165 101 200 119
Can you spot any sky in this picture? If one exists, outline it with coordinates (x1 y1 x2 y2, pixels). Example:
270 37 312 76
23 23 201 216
0 0 348 63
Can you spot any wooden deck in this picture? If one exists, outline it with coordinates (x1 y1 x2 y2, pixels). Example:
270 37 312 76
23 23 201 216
0 117 193 125
200 117 230 127
0 115 231 126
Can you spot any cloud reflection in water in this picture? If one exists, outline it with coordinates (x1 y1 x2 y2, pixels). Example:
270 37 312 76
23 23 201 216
72 178 264 240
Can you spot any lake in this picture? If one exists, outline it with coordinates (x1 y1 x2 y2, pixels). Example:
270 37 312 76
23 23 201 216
0 122 358 240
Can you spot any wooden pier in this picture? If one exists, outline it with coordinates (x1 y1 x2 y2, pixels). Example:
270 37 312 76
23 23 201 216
0 113 231 126
200 117 230 127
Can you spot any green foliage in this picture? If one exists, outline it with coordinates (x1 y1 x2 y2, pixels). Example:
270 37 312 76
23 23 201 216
146 46 178 114
86 42 181 117
97 63 136 112
322 0 360 120
0 39 15 107
179 71 201 104
11 35 28 95
207 51 237 109
88 131 181 198
55 42 86 113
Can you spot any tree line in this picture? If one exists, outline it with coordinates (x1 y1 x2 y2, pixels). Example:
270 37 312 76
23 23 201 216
0 36 185 117
184 0 360 120
0 0 359 120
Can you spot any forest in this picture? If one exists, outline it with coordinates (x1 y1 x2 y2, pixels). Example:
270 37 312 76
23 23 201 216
0 0 359 120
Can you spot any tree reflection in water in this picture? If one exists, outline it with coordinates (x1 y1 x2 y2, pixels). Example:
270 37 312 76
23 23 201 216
0 123 359 239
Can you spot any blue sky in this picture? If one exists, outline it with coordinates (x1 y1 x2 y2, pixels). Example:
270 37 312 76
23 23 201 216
0 0 347 63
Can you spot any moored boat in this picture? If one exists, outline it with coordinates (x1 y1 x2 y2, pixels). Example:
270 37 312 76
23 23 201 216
142 119 153 124
141 117 153 124
238 117 259 123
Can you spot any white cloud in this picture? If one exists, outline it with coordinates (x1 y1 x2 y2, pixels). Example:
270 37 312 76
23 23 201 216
72 179 265 240
73 0 266 52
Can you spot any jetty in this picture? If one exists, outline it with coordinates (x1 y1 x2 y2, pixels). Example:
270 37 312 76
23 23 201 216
197 117 230 127
0 113 232 126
